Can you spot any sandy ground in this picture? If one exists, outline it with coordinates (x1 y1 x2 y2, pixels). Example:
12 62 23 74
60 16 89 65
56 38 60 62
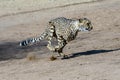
0 0 97 17
0 0 120 80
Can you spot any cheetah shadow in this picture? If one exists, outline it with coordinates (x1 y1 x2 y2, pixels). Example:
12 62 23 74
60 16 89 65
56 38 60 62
0 41 120 61
68 48 120 59
0 41 49 61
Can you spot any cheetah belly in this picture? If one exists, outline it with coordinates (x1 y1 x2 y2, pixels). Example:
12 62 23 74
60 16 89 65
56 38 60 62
55 26 75 42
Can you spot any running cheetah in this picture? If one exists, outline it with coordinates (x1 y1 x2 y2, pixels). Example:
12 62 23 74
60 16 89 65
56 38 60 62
20 17 93 58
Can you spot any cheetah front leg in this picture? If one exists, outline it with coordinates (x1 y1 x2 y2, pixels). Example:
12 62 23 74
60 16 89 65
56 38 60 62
55 35 68 58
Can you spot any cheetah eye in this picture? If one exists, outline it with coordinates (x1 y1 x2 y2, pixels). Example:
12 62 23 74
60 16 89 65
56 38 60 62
87 23 90 25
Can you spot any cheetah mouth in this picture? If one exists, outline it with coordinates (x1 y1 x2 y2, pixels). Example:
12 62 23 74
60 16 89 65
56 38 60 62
79 27 89 31
79 26 93 31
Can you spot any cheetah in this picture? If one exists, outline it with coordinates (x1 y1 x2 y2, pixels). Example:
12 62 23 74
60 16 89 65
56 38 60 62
20 17 93 58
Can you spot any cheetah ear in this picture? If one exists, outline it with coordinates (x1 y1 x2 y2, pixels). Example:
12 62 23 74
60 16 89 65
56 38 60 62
49 21 51 23
79 18 88 23
49 21 53 25
79 19 83 23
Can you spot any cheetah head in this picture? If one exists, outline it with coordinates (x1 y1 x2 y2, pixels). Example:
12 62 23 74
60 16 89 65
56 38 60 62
76 18 93 31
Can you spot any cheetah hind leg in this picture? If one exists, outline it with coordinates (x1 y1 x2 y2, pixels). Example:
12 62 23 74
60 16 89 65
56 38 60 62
46 40 58 61
47 44 58 61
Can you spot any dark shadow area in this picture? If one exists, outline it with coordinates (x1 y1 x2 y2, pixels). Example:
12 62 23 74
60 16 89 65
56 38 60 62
68 48 120 59
0 41 49 61
0 40 120 61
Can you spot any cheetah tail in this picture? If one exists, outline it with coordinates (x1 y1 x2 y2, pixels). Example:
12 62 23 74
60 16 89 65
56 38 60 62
19 32 48 46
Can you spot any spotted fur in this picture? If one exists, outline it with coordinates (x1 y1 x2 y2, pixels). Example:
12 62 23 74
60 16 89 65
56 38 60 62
20 17 93 58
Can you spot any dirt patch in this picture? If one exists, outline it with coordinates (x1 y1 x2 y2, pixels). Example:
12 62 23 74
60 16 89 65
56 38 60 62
0 41 48 61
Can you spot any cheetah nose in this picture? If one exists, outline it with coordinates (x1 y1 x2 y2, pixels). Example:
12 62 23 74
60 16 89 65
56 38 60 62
88 26 93 31
90 26 93 30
